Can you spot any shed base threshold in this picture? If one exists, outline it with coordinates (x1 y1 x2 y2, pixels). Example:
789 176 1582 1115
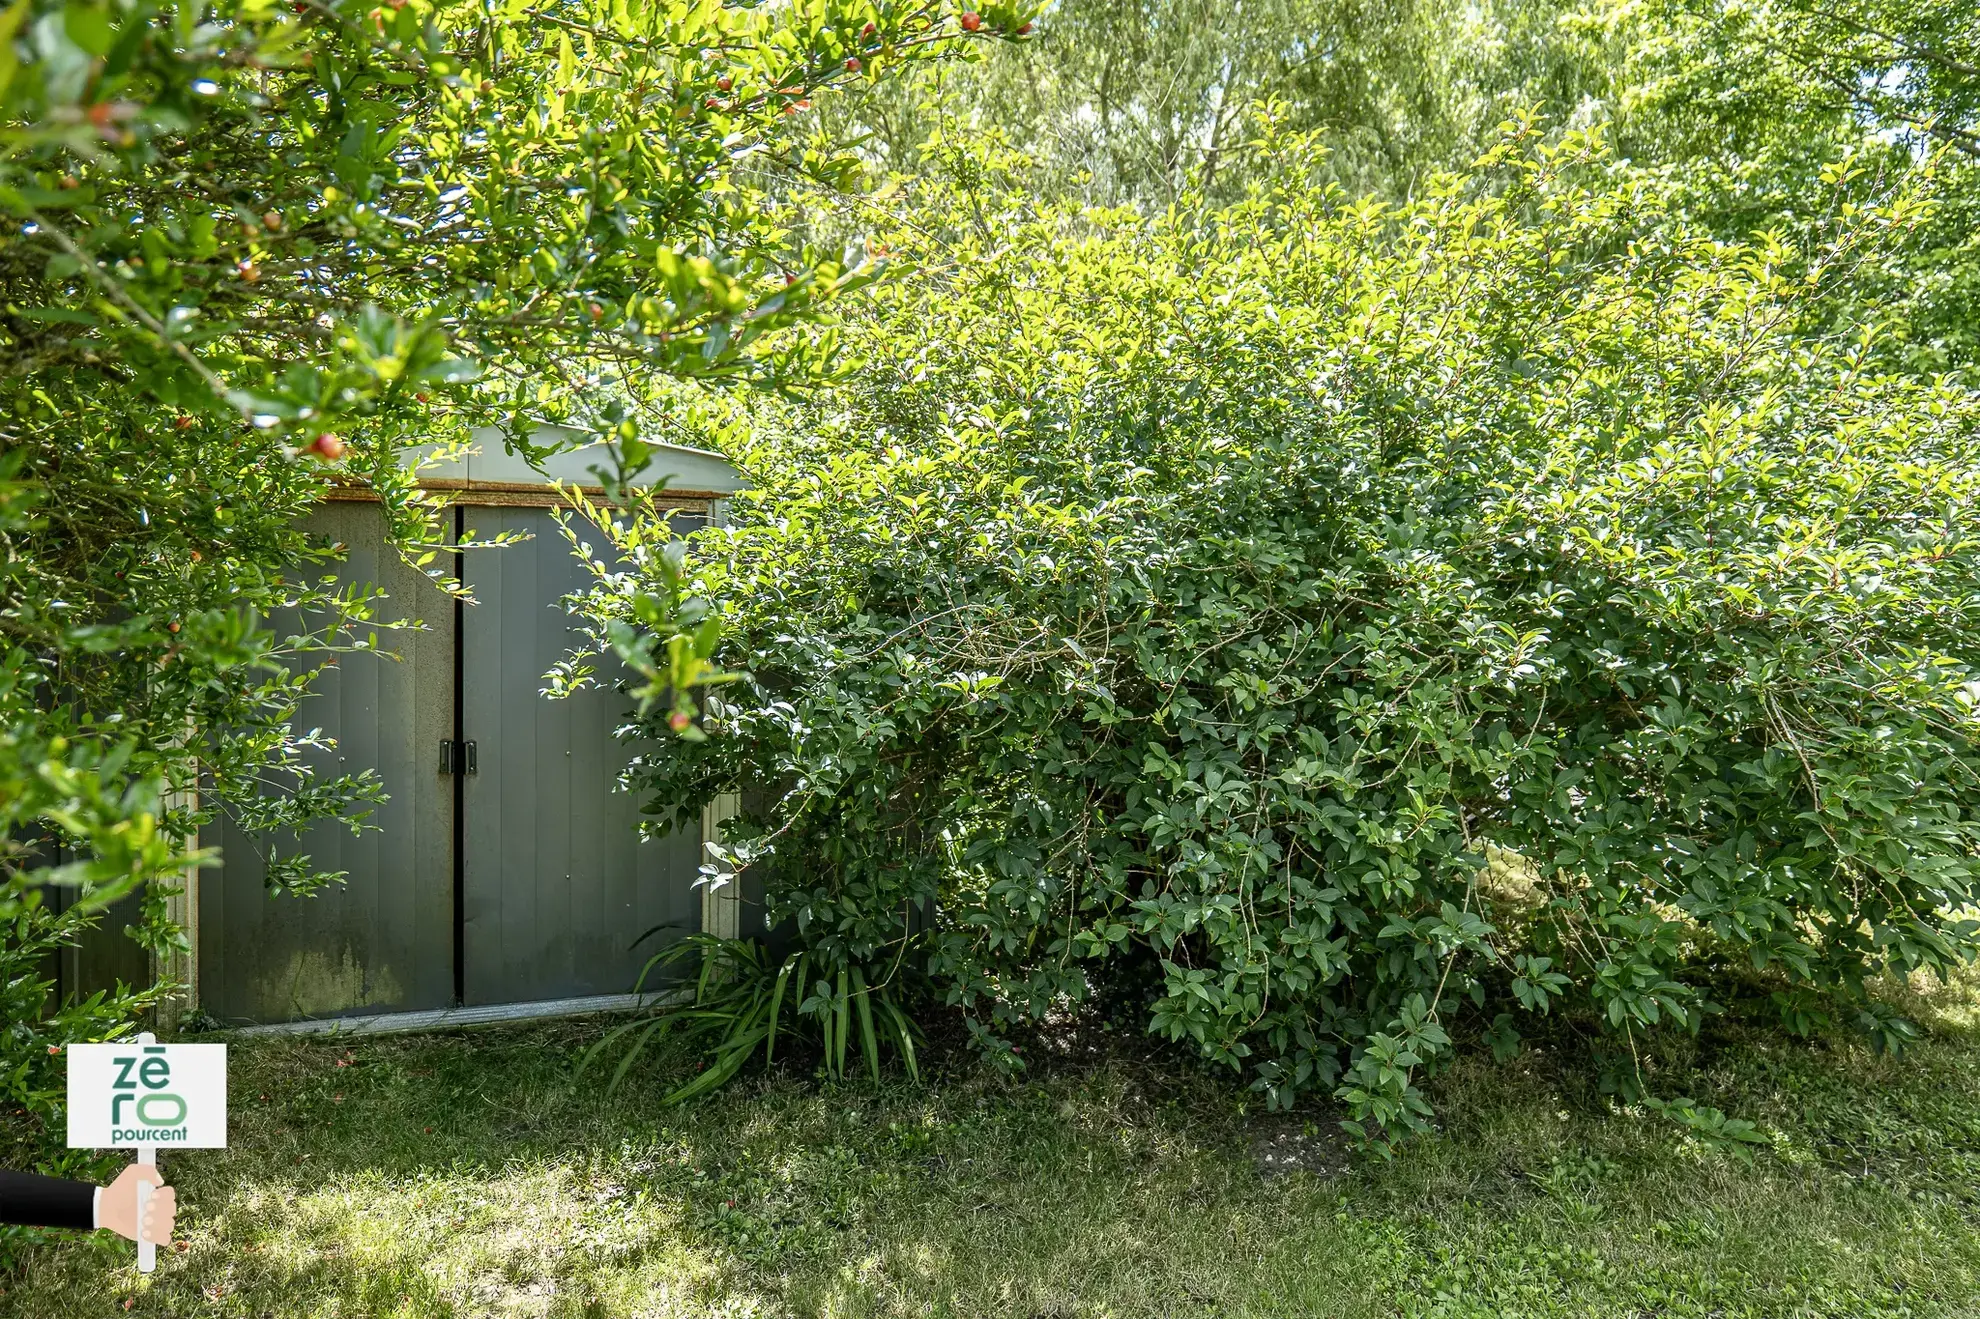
224 991 677 1038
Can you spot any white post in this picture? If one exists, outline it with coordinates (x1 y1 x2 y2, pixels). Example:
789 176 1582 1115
133 1030 157 1274
699 792 743 941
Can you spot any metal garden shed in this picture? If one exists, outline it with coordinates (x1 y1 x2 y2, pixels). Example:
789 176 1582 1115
138 430 747 1032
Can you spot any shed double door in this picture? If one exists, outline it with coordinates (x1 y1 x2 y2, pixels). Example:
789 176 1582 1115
198 503 701 1025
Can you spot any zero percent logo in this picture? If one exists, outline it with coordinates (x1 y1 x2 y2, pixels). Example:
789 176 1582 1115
110 1044 189 1143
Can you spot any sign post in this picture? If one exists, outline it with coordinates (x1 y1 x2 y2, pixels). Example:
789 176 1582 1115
135 1126 156 1274
67 1031 226 1272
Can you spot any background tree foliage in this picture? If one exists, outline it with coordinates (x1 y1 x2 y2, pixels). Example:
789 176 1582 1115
819 0 1977 363
2 0 1005 1180
599 121 1980 1142
1622 0 1980 366
828 0 1617 204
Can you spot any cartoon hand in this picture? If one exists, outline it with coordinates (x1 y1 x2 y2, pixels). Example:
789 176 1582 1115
99 1164 175 1245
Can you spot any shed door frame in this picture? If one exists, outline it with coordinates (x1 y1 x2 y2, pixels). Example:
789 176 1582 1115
194 493 730 1025
452 503 705 1007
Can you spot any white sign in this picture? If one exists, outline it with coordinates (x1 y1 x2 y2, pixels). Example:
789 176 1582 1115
66 1040 228 1150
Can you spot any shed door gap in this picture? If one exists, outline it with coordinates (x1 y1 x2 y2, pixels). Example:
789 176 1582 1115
451 503 467 1007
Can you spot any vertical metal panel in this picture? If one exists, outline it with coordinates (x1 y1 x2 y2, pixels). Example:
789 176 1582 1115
50 887 152 1003
460 508 701 1004
197 504 455 1023
18 827 150 1009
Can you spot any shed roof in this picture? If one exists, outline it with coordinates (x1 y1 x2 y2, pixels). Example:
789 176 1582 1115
413 426 745 497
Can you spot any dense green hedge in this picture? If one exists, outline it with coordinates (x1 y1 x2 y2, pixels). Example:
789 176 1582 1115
601 124 1980 1139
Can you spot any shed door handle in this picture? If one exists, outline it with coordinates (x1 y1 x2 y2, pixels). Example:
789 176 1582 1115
439 740 479 775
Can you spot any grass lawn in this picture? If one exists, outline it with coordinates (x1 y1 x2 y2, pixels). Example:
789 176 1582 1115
6 972 1980 1319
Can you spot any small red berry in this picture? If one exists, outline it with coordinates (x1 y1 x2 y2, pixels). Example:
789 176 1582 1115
668 710 692 732
175 415 195 430
263 210 283 230
237 261 260 283
960 11 982 31
589 302 605 321
1017 21 1033 33
716 75 732 91
846 56 861 72
305 433 345 461
862 20 876 35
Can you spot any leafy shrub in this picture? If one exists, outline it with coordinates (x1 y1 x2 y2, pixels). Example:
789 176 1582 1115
3 0 1002 1197
0 422 381 1210
597 122 1980 1140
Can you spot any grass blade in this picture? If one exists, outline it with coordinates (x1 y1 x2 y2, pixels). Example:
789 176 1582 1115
766 951 799 1065
882 998 920 1083
663 1025 769 1104
632 930 705 994
833 969 850 1080
852 966 881 1085
578 1011 661 1078
607 1017 673 1093
814 972 833 1075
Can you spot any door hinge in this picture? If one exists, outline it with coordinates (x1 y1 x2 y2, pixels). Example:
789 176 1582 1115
439 739 479 775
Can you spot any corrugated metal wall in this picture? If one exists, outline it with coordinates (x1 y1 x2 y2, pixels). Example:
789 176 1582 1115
194 501 706 1025
34 877 151 1012
460 507 701 1004
198 503 456 1023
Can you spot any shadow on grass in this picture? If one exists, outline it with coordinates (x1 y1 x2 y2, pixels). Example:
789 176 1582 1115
6 991 1980 1318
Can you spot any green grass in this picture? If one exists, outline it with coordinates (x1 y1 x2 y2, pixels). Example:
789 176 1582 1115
7 974 1980 1318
